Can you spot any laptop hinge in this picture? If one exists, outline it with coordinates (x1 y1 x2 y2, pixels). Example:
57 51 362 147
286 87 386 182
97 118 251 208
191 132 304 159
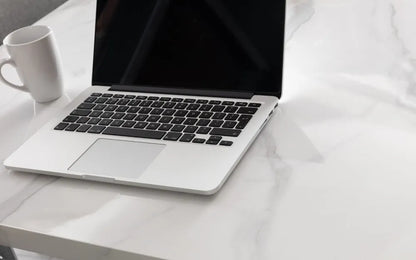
109 85 254 99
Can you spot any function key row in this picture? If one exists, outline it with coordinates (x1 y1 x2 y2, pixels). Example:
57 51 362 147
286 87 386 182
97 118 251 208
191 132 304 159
89 93 261 107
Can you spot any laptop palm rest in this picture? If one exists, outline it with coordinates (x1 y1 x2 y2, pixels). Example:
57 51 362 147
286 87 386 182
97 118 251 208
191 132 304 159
69 139 165 179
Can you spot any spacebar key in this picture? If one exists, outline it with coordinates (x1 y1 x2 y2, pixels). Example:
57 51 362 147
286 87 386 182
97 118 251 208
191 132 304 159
103 127 166 139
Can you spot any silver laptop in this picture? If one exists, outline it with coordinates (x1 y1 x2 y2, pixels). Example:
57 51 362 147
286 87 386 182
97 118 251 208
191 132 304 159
4 0 285 195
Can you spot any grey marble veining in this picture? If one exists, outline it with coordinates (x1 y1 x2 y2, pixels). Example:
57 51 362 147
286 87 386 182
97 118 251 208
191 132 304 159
1 0 416 259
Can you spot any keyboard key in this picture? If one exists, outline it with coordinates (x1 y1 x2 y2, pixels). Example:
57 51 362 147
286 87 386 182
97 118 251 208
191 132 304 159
187 104 200 110
172 98 183 102
136 95 147 100
225 114 239 120
179 134 195 142
95 97 108 104
236 102 248 106
147 115 161 122
134 121 148 129
174 110 188 117
184 98 196 103
76 124 91 132
224 106 238 113
196 119 210 126
235 122 248 129
127 107 140 113
93 104 106 110
105 105 117 111
163 132 182 141
199 104 213 111
85 97 97 103
148 96 159 100
123 113 136 120
113 94 124 98
209 135 222 141
151 101 163 108
183 126 198 133
88 118 100 124
125 95 136 99
71 109 91 117
162 102 176 108
197 127 211 134
186 111 200 118
237 107 258 114
77 117 90 124
110 120 124 127
54 122 68 130
171 117 185 124
150 108 163 115
78 103 95 109
116 106 128 112
175 103 188 109
140 101 152 107
219 141 233 146
103 127 166 139
102 93 113 97
99 119 112 126
208 100 221 105
248 103 261 107
160 97 171 101
222 101 234 106
192 138 205 144
211 105 225 112
183 118 197 125
199 112 213 118
238 114 253 122
112 113 125 119
122 121 135 128
209 120 223 127
159 124 173 131
101 112 114 118
171 125 185 132
88 125 106 134
159 116 173 123
63 116 79 123
147 123 161 130
222 121 237 128
139 107 152 114
212 113 226 120
210 128 241 137
162 109 176 116
128 100 141 106
196 99 208 104
206 139 220 145
91 93 101 97
135 114 148 121
106 98 118 104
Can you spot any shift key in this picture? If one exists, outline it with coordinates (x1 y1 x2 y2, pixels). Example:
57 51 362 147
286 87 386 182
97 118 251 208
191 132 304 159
210 128 241 137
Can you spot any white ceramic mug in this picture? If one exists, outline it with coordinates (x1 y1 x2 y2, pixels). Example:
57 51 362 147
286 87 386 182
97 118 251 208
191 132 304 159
0 25 64 103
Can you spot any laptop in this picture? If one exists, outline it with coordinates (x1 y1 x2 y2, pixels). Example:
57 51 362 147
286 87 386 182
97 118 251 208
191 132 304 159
4 0 285 195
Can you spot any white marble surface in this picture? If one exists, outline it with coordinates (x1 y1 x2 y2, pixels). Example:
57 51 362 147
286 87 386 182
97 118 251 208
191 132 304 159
1 0 416 259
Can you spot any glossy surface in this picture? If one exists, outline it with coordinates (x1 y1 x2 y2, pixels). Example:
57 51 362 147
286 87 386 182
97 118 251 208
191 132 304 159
1 0 416 259
93 0 285 97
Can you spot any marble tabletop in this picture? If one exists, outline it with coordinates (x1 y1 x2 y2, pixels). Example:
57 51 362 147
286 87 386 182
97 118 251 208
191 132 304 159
1 0 416 259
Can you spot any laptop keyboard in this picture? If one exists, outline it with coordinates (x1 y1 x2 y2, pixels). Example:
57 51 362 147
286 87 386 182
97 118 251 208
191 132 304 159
54 93 261 146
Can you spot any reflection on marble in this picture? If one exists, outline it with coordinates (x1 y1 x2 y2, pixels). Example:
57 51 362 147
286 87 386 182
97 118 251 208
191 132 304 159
1 0 416 259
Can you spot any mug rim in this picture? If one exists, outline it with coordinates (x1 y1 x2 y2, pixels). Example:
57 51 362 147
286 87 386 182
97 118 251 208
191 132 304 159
3 25 52 47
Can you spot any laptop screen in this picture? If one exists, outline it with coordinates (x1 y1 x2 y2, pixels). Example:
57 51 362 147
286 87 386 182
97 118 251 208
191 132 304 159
92 0 285 97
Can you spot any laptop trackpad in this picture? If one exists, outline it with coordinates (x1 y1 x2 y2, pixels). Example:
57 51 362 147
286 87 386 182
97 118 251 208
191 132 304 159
69 139 165 179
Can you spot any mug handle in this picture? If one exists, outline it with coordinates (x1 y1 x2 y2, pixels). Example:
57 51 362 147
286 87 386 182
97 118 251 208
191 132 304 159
0 58 29 92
